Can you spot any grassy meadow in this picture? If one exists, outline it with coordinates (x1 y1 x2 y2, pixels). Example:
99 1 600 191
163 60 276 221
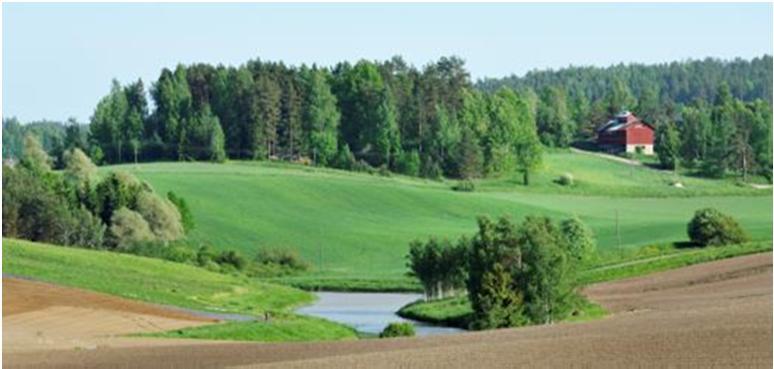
101 151 772 285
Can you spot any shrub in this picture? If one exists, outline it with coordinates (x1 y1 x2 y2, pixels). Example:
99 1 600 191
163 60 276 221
136 191 184 242
214 250 247 271
109 207 154 249
63 148 97 187
396 150 420 176
122 241 196 264
379 322 415 338
557 173 574 186
94 171 144 225
560 215 595 263
451 179 475 192
421 158 443 180
352 159 375 174
167 191 195 233
377 165 392 177
687 208 749 246
255 248 309 271
66 206 106 249
333 144 356 170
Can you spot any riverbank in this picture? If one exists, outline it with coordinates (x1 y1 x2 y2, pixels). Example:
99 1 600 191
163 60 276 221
8 251 770 369
398 241 772 329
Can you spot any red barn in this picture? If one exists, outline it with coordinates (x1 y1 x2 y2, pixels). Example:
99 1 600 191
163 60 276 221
596 111 655 155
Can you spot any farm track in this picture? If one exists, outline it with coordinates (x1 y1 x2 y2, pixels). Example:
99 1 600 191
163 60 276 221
4 252 772 369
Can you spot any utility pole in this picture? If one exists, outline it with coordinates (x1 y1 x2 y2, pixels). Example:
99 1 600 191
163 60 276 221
615 209 621 255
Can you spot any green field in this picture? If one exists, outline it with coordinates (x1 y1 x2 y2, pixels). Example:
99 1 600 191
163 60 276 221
101 151 771 284
3 238 310 314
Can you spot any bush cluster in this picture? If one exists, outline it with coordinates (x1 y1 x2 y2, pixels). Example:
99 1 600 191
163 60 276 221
687 208 749 246
557 173 574 186
451 179 475 192
409 215 597 330
379 322 415 338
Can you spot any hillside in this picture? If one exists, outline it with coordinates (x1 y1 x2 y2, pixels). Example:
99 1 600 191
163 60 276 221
101 151 772 282
2 239 359 343
3 238 310 314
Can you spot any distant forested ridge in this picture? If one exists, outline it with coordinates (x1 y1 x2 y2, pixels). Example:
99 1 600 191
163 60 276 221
2 118 89 165
4 55 772 181
478 56 772 106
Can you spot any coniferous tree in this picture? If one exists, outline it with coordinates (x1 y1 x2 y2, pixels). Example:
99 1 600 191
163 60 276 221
654 121 681 170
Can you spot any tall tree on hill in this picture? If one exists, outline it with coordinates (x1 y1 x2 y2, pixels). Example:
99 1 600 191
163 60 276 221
303 69 340 166
458 88 490 140
703 84 737 178
123 80 148 163
570 91 593 140
227 68 259 159
455 126 484 179
605 78 636 115
512 95 542 186
63 117 88 152
150 66 192 160
749 100 773 181
536 86 574 147
679 104 712 167
654 120 681 170
432 104 461 173
90 80 128 163
333 60 396 165
485 88 521 175
635 85 662 123
372 88 401 168
279 74 303 158
255 74 282 159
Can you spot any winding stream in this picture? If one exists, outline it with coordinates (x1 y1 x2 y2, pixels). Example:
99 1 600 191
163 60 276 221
296 292 463 336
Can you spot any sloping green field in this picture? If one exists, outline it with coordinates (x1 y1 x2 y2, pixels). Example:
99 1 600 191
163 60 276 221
3 238 311 313
102 151 772 279
3 238 358 342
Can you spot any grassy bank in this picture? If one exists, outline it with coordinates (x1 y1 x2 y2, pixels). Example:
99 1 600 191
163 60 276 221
398 241 772 328
272 275 422 292
141 313 358 342
3 238 311 314
101 152 772 281
2 239 358 342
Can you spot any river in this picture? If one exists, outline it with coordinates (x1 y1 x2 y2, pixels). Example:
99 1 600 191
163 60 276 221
296 292 463 336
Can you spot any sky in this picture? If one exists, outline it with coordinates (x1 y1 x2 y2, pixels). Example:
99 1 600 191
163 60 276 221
2 3 772 122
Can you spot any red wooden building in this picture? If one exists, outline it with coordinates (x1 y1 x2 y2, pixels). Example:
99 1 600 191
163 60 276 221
596 111 655 155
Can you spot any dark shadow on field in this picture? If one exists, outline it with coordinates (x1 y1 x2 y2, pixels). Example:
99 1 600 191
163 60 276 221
673 241 701 249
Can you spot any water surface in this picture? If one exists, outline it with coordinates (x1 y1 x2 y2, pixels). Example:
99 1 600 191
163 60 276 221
296 292 463 336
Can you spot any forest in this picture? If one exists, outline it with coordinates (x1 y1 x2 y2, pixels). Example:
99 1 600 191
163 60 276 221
3 55 772 181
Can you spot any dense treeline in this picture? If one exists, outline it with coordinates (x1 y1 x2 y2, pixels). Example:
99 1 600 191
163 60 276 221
85 56 542 181
654 85 772 180
6 55 771 182
408 215 596 329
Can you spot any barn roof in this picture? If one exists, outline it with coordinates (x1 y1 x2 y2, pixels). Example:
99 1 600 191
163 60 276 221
597 111 653 133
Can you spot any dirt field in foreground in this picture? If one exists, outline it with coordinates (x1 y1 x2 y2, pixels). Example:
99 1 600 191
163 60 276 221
3 278 217 354
4 252 772 369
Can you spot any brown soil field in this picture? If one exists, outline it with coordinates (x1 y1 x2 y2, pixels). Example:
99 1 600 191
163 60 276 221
3 278 217 354
4 252 772 369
